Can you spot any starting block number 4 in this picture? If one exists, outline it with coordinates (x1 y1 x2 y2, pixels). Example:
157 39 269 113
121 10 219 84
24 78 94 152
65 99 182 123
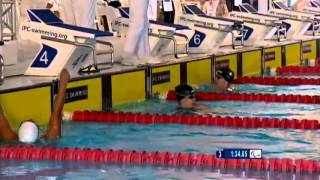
31 44 57 68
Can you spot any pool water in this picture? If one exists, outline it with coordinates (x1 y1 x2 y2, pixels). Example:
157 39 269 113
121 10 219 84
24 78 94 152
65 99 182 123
3 160 318 180
2 121 320 160
115 98 320 120
1 83 320 179
42 122 320 160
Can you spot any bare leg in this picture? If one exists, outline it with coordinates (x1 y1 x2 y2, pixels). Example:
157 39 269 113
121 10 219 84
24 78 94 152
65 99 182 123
0 104 18 142
46 3 53 9
46 3 60 18
53 11 61 18
43 69 70 141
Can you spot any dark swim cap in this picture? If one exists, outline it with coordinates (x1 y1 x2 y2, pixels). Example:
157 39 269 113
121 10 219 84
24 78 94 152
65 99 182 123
217 68 235 83
175 84 195 101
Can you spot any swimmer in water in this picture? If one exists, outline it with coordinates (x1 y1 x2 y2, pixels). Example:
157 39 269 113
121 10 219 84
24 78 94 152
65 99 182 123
0 69 70 143
175 84 213 116
211 68 236 92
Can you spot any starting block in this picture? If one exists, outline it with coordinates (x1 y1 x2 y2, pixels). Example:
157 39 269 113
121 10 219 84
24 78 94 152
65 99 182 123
20 9 114 76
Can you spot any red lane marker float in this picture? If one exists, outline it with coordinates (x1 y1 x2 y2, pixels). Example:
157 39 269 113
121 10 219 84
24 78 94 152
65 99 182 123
1 145 319 174
276 66 320 76
167 91 320 104
234 76 320 86
67 111 320 130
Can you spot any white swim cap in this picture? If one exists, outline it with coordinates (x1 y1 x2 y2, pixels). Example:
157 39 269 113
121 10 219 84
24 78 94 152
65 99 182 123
18 121 39 144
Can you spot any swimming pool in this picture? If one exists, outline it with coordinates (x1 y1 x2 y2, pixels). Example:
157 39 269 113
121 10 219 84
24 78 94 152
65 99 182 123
1 83 320 179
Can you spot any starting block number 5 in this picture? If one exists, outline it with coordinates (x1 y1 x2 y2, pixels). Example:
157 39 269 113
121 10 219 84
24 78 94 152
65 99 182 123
31 44 58 68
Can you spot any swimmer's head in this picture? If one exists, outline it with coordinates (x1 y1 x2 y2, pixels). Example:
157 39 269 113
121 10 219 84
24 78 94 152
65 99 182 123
175 84 195 101
18 120 39 144
216 68 235 90
175 84 196 109
217 68 234 83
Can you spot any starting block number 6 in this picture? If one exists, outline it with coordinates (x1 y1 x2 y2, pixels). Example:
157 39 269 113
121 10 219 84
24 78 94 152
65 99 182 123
31 44 58 68
189 30 206 48
193 34 201 45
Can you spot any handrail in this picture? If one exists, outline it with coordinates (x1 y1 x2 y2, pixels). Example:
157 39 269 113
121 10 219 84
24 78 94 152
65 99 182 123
312 20 320 36
275 21 287 41
231 23 244 49
149 29 189 58
0 54 4 85
96 39 114 65
173 32 189 58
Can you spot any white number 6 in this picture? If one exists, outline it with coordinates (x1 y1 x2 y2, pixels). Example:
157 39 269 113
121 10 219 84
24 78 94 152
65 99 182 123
194 34 201 45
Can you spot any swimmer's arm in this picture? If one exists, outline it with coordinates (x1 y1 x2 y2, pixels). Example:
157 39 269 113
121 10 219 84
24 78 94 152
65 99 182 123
207 83 217 90
193 103 209 110
0 105 18 142
52 11 60 18
43 69 70 141
227 84 236 92
193 103 216 116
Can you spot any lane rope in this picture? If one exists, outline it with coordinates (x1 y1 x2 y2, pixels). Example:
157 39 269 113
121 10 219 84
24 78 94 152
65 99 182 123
234 76 320 86
167 91 320 104
65 111 320 130
1 145 319 174
276 66 320 76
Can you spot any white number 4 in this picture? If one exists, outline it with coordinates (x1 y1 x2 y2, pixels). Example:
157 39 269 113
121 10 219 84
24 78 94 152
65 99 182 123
40 51 49 65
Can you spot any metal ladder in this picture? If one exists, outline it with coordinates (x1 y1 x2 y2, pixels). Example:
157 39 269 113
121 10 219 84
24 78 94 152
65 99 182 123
0 54 4 85
312 19 320 36
274 20 287 41
231 22 245 49
0 0 17 85
0 0 16 41
149 29 189 58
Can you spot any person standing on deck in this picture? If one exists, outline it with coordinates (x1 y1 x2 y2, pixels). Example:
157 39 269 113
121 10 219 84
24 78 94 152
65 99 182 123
203 0 219 16
122 0 151 64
